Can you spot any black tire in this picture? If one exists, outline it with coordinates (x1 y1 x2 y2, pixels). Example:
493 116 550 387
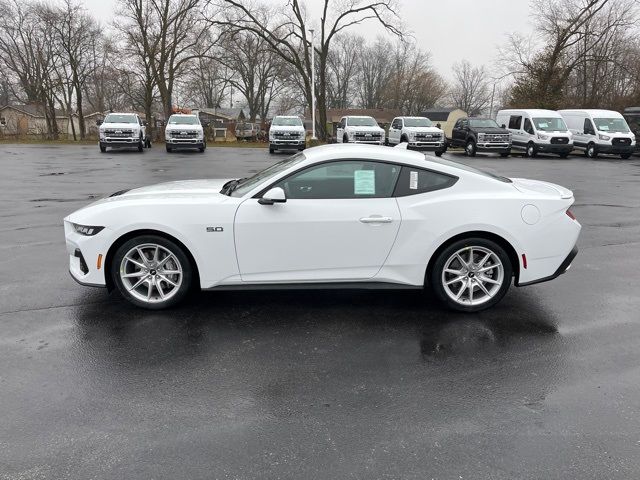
99 143 106 153
430 237 513 312
559 152 570 159
500 152 510 158
138 137 144 152
269 146 275 154
586 143 597 158
111 235 193 310
343 134 349 144
621 153 631 159
166 145 172 153
435 151 443 157
199 141 206 153
145 137 152 148
465 140 476 157
526 142 537 158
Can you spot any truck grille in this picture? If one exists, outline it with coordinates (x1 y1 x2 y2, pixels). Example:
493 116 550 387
170 131 198 139
354 132 382 141
273 132 302 140
612 137 631 146
415 133 443 141
105 129 134 137
551 137 569 144
481 134 510 143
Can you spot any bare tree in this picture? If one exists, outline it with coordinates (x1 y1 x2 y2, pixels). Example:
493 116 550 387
449 60 491 115
358 37 393 109
208 0 402 140
326 33 362 109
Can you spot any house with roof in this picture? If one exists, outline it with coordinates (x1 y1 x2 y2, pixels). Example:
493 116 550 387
0 104 68 137
419 108 467 139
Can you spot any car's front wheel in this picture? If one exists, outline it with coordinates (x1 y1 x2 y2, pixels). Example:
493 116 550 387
431 238 512 312
465 140 476 157
112 235 193 309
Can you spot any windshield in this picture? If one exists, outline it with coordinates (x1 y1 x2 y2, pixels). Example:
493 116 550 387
348 117 378 127
593 117 630 133
104 114 137 124
532 117 567 132
404 118 433 127
272 117 303 127
228 153 307 197
431 157 512 183
169 116 199 125
469 118 499 128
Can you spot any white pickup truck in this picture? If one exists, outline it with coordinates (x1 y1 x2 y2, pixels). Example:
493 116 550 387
336 116 385 145
269 115 306 154
165 114 206 153
98 113 148 153
387 116 446 156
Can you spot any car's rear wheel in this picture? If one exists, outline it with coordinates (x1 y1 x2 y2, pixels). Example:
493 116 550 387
621 153 631 159
112 235 192 309
431 238 512 312
526 142 537 158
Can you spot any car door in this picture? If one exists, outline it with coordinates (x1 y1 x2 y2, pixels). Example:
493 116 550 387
583 118 597 146
523 117 536 145
336 117 346 143
389 118 401 144
452 119 466 146
508 115 524 150
234 160 402 283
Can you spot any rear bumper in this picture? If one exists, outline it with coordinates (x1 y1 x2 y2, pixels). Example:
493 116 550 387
516 245 578 287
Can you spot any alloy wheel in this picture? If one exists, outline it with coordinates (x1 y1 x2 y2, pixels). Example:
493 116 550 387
441 246 505 307
119 243 183 304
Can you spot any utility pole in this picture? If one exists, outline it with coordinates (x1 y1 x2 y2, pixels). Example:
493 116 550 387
309 28 317 140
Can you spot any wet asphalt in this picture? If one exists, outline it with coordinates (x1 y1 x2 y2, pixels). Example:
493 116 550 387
1 144 639 479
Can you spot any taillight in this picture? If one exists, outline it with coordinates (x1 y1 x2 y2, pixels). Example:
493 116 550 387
566 209 577 221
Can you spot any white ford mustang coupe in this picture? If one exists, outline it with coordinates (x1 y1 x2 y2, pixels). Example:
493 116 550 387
64 144 580 312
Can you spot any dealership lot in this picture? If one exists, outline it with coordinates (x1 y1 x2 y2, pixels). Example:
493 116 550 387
1 144 640 479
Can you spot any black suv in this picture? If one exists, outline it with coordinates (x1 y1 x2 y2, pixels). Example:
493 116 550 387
450 117 512 157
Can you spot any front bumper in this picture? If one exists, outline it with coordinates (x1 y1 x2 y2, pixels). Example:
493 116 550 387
476 143 511 152
537 144 574 154
597 144 635 155
101 137 139 146
516 246 578 287
407 141 446 151
348 140 385 145
65 222 107 288
270 140 305 149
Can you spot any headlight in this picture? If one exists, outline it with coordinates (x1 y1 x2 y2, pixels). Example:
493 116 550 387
478 133 486 140
599 134 610 141
72 223 105 236
538 133 549 140
408 132 416 140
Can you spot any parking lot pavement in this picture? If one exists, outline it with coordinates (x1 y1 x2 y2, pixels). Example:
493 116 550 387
1 143 640 479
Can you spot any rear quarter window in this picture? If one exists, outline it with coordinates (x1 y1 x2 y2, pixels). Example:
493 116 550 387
393 166 458 197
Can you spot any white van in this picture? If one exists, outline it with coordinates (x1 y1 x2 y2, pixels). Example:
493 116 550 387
496 109 573 158
559 109 636 159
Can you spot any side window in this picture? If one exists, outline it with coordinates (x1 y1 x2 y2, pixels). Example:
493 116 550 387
508 115 522 129
454 119 462 129
584 118 595 135
461 119 469 129
340 118 346 129
393 167 458 197
274 161 401 200
523 118 534 134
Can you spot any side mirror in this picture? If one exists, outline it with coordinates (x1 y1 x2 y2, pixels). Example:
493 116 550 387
143 121 148 126
258 187 286 205
501 124 506 129
96 119 103 126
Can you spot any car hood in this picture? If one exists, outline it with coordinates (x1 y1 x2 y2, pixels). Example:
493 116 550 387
511 178 573 199
100 123 140 130
166 124 203 131
270 125 305 132
475 127 510 134
404 126 443 134
346 125 383 132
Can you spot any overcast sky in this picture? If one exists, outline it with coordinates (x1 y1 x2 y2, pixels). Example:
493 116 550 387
83 0 534 78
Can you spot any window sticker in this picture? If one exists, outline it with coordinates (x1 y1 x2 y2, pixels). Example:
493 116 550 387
409 171 419 190
538 122 549 129
354 170 375 195
599 125 609 131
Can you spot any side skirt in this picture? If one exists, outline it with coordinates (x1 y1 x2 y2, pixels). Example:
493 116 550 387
204 282 422 292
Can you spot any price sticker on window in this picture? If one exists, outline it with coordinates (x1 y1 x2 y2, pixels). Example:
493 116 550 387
354 170 375 195
409 171 419 190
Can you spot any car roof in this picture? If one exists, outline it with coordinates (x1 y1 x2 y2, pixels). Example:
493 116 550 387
169 113 197 116
397 116 429 119
498 109 561 116
345 115 375 118
559 109 623 116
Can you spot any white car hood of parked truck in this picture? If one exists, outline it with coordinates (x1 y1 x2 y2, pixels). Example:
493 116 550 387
270 125 305 133
101 122 140 130
347 125 384 132
403 126 443 134
166 124 202 133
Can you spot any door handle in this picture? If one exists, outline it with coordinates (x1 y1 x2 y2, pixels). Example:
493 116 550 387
360 216 393 224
